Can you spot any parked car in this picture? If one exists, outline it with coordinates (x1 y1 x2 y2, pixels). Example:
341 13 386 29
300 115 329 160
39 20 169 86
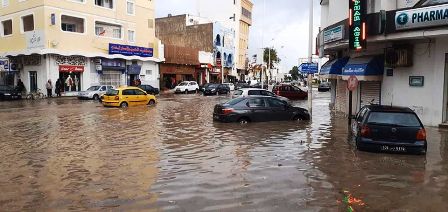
250 83 268 89
213 96 310 124
223 83 235 91
235 82 250 90
138 84 160 95
0 85 22 100
200 83 212 92
232 88 289 102
318 82 331 92
351 105 427 154
174 81 199 94
272 84 308 100
203 84 230 96
102 86 157 108
78 85 114 100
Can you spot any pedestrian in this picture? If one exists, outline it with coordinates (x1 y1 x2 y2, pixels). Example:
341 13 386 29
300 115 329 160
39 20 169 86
46 79 53 98
55 79 62 97
17 79 26 96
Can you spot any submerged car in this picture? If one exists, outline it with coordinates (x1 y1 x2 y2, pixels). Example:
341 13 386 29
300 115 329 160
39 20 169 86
174 81 199 94
0 85 21 100
272 84 308 100
203 84 230 96
102 86 157 108
232 88 289 102
352 105 427 154
138 84 160 95
78 85 114 100
213 96 310 124
318 82 331 92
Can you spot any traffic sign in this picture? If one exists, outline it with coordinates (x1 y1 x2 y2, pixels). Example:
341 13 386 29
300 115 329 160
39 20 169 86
347 75 359 91
301 63 318 74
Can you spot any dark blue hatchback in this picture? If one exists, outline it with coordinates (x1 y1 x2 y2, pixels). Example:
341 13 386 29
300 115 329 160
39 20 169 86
352 105 427 154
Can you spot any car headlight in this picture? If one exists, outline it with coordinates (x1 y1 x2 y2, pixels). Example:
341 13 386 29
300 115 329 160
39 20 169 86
211 89 216 92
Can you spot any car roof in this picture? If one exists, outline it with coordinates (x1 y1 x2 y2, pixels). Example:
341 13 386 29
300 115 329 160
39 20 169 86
363 105 415 113
239 88 265 91
116 86 142 90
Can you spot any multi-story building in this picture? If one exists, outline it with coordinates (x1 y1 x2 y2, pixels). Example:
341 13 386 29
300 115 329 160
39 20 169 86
234 0 253 81
319 0 448 127
156 14 235 89
0 0 163 94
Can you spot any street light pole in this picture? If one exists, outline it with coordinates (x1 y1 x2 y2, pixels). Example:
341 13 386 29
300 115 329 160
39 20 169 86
261 0 265 89
307 0 313 115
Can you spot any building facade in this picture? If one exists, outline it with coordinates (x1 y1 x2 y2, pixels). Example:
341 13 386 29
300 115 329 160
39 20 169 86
234 0 253 81
156 14 235 89
319 0 448 127
0 0 163 95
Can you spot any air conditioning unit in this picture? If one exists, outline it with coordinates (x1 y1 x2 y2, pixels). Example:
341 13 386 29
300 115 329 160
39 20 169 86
385 46 413 68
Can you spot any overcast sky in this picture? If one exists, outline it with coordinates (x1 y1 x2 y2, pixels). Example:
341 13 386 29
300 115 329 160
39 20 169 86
156 0 321 72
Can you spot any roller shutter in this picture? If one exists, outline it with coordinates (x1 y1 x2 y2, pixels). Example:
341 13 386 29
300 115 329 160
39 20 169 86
360 81 381 107
335 80 347 113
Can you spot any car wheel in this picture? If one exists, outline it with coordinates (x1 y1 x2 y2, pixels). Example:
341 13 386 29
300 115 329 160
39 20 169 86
293 115 304 121
185 89 188 94
93 94 99 101
148 99 156 106
238 117 250 124
120 102 128 108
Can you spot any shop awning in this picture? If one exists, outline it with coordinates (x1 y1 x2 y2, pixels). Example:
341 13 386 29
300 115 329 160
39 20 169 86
319 57 349 78
342 56 384 81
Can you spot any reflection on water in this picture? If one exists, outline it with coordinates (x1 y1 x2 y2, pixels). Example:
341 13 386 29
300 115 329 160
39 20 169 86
0 93 447 211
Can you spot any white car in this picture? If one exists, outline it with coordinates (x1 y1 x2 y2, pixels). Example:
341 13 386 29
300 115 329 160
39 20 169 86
78 85 114 100
232 88 290 102
174 81 199 93
223 83 235 91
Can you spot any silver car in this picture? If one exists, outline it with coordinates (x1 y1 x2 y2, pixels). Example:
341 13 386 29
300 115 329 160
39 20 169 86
232 88 290 102
78 85 114 101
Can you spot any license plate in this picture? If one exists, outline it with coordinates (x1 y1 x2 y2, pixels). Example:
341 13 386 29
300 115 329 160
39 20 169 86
381 146 407 152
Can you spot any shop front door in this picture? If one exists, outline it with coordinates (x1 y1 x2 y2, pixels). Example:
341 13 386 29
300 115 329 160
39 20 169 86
29 71 37 92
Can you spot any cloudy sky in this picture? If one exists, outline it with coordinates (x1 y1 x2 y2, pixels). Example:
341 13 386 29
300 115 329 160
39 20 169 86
156 0 321 72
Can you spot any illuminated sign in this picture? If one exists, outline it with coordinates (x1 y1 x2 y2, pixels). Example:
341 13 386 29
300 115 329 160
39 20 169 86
349 0 367 50
396 4 448 30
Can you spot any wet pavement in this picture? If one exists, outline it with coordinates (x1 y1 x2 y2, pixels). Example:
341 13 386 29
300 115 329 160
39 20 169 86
0 92 447 211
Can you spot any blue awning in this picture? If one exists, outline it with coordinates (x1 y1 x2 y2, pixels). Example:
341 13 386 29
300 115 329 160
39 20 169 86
342 56 384 76
320 57 349 75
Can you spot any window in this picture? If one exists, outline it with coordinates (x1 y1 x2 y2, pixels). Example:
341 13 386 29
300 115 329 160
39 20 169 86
421 0 448 6
128 30 135 43
266 98 286 108
261 90 275 97
127 0 135 15
122 89 134 95
135 89 145 95
95 21 122 39
2 0 8 7
61 15 84 33
146 70 152 75
248 98 266 108
248 90 261 95
367 112 421 127
71 0 85 3
1 19 12 36
21 14 34 32
242 8 252 19
95 0 113 9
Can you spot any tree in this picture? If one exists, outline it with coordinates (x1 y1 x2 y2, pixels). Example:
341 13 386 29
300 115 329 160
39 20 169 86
289 66 299 80
263 48 281 69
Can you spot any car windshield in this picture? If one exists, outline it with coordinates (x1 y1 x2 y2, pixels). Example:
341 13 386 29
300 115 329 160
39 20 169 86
208 84 218 88
224 98 245 106
367 112 421 127
178 82 188 86
87 86 101 91
233 90 243 95
105 89 119 96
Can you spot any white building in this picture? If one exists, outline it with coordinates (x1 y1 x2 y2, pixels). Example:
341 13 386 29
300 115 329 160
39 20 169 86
319 0 448 127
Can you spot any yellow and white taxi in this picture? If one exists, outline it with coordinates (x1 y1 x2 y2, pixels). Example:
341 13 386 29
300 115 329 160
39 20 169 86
102 86 157 108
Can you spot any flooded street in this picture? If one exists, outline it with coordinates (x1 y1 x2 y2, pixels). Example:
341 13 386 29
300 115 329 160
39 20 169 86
0 92 447 211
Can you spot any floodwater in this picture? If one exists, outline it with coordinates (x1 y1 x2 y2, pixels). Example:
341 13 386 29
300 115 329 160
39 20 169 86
0 92 447 211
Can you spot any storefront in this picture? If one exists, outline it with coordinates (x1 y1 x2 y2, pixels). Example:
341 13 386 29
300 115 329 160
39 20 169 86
319 57 349 108
98 59 126 87
127 64 142 86
59 65 84 92
342 56 384 115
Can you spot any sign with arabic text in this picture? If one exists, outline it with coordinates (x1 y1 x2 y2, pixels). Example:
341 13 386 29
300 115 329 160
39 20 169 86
26 30 45 50
349 0 367 50
109 43 153 57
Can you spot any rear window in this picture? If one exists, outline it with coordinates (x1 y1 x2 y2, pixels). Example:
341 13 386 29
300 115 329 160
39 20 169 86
105 89 119 96
367 112 421 127
225 98 245 106
233 90 243 95
248 90 262 95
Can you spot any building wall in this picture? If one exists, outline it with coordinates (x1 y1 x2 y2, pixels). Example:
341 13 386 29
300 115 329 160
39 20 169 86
381 37 447 126
236 0 252 71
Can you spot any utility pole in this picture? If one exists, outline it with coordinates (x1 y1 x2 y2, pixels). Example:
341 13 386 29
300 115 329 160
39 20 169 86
261 0 265 88
268 47 271 85
307 0 313 115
